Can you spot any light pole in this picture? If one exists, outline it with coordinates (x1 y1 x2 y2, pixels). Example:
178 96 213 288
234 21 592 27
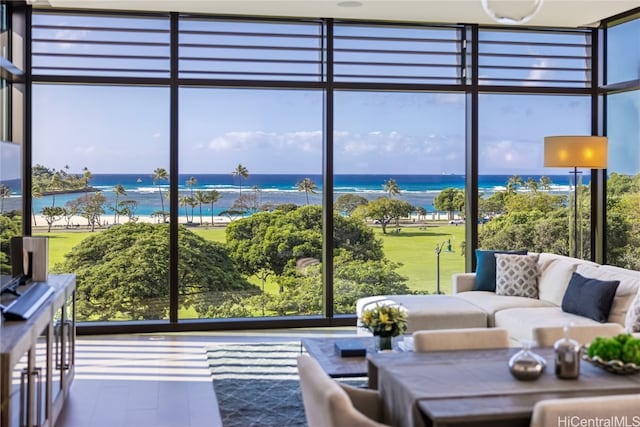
435 241 446 295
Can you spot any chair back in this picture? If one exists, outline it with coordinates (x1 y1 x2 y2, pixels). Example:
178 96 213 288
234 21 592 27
413 328 510 352
296 354 387 427
530 394 640 427
532 323 624 347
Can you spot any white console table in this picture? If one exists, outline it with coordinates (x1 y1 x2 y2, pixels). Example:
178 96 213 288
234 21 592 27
1 274 76 427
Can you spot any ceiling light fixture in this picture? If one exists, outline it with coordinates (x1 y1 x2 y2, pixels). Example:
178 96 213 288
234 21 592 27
481 0 544 25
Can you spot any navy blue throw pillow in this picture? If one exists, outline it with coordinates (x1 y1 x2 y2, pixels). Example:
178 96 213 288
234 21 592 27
561 272 620 323
474 249 528 292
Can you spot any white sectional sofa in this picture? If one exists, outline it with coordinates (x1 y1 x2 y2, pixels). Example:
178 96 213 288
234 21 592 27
356 252 640 343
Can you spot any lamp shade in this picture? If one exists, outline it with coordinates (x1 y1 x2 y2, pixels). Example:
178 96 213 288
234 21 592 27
543 136 608 169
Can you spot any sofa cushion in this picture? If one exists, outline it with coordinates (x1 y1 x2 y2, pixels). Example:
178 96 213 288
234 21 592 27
495 253 539 298
455 291 555 327
356 294 488 334
494 307 609 343
576 264 640 326
561 272 619 323
474 249 527 292
537 258 581 306
625 291 640 333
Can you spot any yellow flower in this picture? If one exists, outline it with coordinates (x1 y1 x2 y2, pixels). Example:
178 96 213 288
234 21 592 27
359 303 408 337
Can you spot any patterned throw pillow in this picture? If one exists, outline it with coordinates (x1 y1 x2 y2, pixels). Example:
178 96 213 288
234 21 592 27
625 292 640 333
495 253 540 298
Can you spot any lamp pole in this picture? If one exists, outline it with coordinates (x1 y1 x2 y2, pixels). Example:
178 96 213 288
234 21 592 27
435 241 446 295
569 168 582 259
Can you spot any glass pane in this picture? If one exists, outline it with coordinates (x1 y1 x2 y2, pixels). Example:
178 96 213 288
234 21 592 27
478 94 591 258
178 87 323 319
333 90 465 311
32 84 170 321
607 19 640 85
606 90 640 269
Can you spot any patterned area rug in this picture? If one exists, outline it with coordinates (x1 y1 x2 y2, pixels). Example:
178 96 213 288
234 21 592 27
207 341 366 427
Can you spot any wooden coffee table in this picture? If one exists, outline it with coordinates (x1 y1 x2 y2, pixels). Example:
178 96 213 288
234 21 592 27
300 336 374 378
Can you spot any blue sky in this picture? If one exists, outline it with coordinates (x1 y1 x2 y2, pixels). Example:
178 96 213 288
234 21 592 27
21 14 637 178
31 85 593 176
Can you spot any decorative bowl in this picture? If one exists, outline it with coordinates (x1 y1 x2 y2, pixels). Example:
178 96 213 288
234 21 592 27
582 354 640 375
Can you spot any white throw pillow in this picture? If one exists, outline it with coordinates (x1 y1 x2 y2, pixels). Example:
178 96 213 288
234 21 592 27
495 253 540 298
625 291 640 333
537 259 580 306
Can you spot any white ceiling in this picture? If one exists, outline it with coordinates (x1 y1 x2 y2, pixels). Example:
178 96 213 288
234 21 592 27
42 0 640 28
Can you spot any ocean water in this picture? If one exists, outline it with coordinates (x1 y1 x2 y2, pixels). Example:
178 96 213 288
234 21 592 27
5 174 582 218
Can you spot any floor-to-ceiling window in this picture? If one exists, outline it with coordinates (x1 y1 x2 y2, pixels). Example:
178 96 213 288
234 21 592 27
476 28 594 258
30 12 172 322
178 87 324 319
0 2 24 291
605 16 640 269
21 5 631 331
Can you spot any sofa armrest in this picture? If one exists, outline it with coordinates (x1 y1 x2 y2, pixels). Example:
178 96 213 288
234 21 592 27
452 273 476 294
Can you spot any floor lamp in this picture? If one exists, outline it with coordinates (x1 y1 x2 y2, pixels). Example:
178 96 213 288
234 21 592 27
543 136 608 259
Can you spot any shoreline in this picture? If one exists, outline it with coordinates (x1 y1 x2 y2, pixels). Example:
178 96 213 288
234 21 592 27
31 211 461 231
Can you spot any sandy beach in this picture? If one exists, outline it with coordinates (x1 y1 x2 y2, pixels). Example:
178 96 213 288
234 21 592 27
31 214 233 231
31 210 458 231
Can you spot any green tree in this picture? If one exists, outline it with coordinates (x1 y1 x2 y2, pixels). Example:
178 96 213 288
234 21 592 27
434 188 465 220
41 206 66 232
205 190 221 225
112 184 127 224
539 176 552 191
383 178 400 198
0 213 21 274
506 175 524 195
186 176 197 219
54 222 254 320
152 167 169 222
79 192 106 231
232 164 249 196
355 197 413 234
334 194 369 216
0 184 11 213
296 177 318 205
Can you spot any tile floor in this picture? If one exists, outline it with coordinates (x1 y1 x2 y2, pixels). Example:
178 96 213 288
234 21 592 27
55 328 356 427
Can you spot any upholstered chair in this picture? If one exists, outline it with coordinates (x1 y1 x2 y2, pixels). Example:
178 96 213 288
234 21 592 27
532 323 624 347
296 354 390 427
530 394 640 427
413 327 510 352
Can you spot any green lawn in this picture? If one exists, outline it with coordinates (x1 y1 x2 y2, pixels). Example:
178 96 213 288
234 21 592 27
38 223 466 295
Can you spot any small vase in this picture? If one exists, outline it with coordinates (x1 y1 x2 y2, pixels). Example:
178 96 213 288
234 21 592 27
508 340 546 381
376 335 393 352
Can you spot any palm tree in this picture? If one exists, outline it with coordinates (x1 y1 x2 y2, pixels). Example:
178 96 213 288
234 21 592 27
539 175 552 191
296 178 318 205
152 167 169 214
113 184 127 224
206 190 221 225
505 175 523 195
383 178 400 198
525 177 538 193
50 172 63 207
82 167 92 193
186 176 197 219
232 164 249 196
32 183 42 226
0 184 10 213
195 190 207 225
179 195 193 223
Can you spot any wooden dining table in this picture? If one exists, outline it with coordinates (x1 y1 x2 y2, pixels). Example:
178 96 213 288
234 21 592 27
367 348 640 427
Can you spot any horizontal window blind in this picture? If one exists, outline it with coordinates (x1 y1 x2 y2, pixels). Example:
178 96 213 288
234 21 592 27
478 29 592 87
32 12 170 78
179 18 324 81
333 23 463 84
